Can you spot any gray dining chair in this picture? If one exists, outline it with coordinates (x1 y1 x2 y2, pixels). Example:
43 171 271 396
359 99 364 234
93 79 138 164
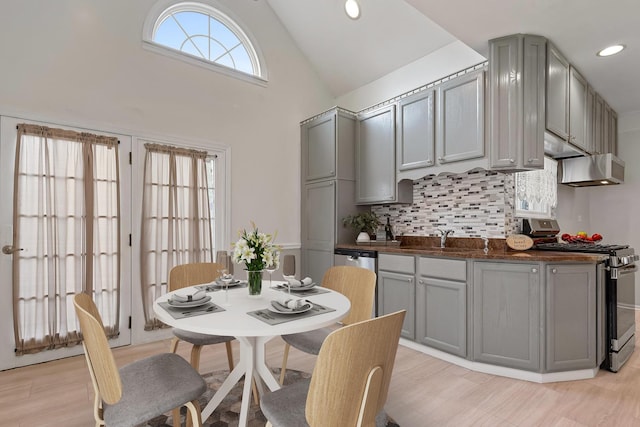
262 310 406 427
74 293 206 427
279 265 376 384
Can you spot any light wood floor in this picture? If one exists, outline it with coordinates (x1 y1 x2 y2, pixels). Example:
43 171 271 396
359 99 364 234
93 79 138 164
2 326 640 427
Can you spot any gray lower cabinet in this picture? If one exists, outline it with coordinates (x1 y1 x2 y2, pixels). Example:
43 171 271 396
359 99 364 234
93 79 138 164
545 263 596 372
416 257 467 357
377 254 416 339
473 262 541 371
378 270 415 339
417 277 466 357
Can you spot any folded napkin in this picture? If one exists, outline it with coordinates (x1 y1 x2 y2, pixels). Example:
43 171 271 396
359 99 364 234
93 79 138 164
285 277 313 288
274 296 309 310
172 289 206 302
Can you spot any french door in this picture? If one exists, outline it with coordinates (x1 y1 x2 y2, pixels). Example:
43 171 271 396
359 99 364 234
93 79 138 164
0 116 132 370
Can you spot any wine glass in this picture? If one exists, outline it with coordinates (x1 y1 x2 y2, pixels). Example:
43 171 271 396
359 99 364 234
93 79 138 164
265 261 278 288
219 269 233 306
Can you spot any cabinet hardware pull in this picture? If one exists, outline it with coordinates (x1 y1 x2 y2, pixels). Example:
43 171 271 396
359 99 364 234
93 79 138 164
509 158 515 163
527 158 533 163
552 268 557 274
531 268 537 273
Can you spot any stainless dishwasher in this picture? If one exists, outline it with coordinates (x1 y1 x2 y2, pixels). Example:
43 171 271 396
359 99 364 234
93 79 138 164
333 248 378 316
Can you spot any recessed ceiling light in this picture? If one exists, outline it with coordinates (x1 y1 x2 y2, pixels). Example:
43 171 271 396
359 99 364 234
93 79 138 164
345 0 360 20
597 44 625 57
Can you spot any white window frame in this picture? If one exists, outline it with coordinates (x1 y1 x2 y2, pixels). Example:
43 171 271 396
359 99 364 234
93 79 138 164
515 156 558 219
142 0 268 86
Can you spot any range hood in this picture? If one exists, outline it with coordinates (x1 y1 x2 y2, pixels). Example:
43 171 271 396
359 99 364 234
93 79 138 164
560 153 625 187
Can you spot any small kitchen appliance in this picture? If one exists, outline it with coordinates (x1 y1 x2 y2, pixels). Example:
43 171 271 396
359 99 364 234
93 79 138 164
524 219 639 372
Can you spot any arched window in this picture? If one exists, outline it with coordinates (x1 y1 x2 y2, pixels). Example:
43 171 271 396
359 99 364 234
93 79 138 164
143 1 266 83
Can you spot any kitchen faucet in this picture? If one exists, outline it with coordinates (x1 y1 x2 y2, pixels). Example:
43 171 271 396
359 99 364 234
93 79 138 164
437 229 454 248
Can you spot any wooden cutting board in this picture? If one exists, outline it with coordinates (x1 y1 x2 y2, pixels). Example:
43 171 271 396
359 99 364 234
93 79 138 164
506 234 534 250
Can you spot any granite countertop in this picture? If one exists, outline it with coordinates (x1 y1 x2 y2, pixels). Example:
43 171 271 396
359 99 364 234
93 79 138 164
336 236 609 263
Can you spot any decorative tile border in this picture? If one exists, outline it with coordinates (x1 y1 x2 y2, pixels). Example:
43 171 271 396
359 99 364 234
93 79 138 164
372 171 519 238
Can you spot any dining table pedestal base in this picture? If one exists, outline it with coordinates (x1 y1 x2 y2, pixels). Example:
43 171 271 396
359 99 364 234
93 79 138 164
200 335 280 425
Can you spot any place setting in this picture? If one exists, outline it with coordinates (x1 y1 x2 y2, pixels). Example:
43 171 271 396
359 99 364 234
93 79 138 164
248 294 336 325
158 288 226 319
271 276 330 296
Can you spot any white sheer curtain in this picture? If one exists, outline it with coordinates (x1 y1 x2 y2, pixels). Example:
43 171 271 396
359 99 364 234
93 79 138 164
140 143 213 330
13 124 120 355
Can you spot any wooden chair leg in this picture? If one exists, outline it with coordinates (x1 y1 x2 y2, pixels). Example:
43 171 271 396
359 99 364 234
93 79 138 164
172 407 182 427
190 345 203 373
185 400 202 427
225 341 234 370
252 378 259 405
170 337 180 353
279 343 291 385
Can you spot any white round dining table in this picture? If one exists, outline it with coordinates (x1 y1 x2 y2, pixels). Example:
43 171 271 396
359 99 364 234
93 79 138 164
153 281 351 426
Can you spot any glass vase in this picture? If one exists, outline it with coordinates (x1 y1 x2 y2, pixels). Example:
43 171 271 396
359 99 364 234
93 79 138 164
247 270 263 296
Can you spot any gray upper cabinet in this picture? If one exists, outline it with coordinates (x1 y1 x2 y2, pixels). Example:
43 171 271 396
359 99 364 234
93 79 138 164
302 114 336 181
545 264 596 372
397 89 435 171
546 42 570 141
568 66 588 151
302 109 356 182
436 68 485 164
488 34 545 170
473 262 541 371
585 85 595 154
593 94 604 154
603 103 618 156
356 104 411 205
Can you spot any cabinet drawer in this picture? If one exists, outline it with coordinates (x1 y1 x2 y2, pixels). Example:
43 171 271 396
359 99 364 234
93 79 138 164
419 257 466 281
378 253 415 274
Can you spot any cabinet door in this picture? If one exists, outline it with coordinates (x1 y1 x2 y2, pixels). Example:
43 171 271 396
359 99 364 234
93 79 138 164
593 94 604 154
302 114 335 181
303 181 335 251
545 264 596 372
302 249 333 286
546 43 570 140
473 262 541 371
356 105 396 204
436 69 485 163
416 277 466 357
569 67 588 151
488 34 545 170
378 270 415 339
585 86 595 154
609 109 618 156
397 89 435 171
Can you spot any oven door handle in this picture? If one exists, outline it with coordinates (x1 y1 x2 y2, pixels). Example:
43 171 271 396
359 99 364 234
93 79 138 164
615 264 638 277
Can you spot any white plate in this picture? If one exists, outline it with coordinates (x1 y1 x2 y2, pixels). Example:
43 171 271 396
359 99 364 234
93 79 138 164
214 280 242 288
167 295 211 308
267 302 313 315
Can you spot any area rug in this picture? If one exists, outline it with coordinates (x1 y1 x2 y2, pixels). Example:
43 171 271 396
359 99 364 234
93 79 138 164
141 368 400 427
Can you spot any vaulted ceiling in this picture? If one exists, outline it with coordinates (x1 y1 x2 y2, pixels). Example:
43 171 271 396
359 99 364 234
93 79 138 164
267 0 640 115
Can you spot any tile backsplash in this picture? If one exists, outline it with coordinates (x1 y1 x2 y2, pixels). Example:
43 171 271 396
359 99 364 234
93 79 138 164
372 170 518 238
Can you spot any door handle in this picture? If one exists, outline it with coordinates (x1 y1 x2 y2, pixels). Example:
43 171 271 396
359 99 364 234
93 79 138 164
2 245 23 255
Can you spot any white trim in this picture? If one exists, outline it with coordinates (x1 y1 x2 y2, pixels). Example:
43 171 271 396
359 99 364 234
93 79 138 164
399 338 599 383
142 0 268 84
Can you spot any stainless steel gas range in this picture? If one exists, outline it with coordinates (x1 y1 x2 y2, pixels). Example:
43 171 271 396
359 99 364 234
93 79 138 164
534 240 638 372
